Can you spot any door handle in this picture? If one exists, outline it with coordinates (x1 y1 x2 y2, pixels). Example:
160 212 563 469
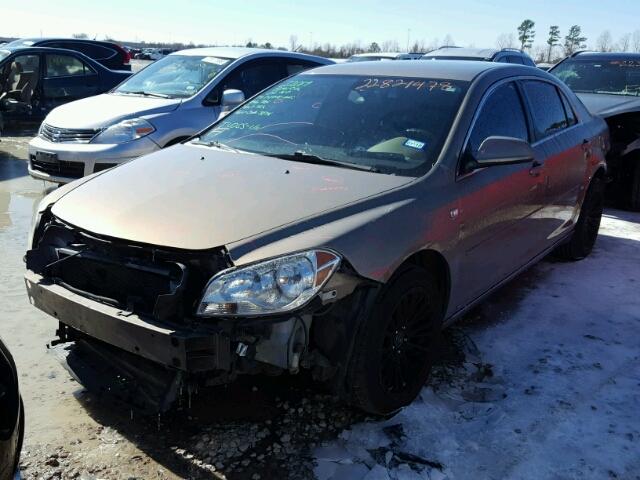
529 160 543 177
582 139 593 158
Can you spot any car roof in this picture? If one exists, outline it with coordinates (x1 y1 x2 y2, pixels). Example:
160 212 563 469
423 47 526 60
305 59 516 81
0 46 103 66
570 51 640 61
169 47 332 63
350 52 404 58
8 37 118 46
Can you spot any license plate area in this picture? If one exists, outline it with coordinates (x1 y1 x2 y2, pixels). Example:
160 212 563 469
35 151 58 164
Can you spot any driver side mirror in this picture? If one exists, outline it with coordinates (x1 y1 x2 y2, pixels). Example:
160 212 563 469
221 89 245 110
469 136 535 170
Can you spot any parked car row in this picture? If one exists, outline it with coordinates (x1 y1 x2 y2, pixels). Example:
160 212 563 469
24 59 608 416
26 47 332 182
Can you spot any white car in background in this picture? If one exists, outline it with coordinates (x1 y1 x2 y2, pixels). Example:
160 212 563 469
28 47 332 183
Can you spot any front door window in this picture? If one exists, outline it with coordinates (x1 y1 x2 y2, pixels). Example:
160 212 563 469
0 54 41 115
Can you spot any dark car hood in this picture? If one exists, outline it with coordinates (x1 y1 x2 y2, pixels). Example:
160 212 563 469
51 144 412 250
577 93 640 118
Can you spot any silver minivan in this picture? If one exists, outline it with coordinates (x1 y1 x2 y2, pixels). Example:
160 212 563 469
28 47 332 183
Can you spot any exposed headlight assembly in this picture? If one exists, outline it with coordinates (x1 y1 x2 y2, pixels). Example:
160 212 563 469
197 250 341 317
92 118 155 144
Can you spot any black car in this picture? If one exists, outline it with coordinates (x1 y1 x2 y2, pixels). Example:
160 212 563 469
0 46 131 131
4 38 131 71
550 52 640 210
0 338 23 480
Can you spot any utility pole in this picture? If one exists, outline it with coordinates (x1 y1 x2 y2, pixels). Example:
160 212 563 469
406 29 411 52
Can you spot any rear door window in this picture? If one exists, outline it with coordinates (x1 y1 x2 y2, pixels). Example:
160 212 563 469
284 60 321 76
45 54 95 77
507 55 524 64
521 80 569 140
74 43 114 61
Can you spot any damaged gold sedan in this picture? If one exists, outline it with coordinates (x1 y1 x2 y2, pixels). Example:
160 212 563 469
25 60 607 415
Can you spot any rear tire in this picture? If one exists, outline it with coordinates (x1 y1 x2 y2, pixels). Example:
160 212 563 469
345 265 444 415
630 161 640 212
556 176 604 261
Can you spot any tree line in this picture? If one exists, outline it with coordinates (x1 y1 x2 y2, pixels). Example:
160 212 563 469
69 22 640 63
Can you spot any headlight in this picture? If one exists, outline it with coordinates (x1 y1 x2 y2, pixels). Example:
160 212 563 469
92 118 155 144
197 250 341 317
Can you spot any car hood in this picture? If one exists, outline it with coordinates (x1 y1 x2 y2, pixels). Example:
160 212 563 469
576 93 640 118
44 93 182 129
51 144 413 250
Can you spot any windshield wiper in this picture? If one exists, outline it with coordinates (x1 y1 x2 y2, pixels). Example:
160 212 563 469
117 90 171 99
265 151 380 173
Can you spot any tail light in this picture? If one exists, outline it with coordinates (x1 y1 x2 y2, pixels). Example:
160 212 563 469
117 45 131 65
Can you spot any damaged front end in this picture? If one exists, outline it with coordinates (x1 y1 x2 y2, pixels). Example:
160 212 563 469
24 210 373 413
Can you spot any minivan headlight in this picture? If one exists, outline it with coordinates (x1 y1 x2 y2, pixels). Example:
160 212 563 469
92 118 155 144
197 250 341 317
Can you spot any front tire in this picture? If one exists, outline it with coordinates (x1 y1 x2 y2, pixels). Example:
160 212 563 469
346 265 444 415
556 176 604 261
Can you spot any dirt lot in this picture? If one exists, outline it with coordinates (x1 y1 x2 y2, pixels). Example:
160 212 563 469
1 129 639 479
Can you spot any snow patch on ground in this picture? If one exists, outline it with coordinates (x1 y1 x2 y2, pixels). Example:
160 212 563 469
315 210 640 480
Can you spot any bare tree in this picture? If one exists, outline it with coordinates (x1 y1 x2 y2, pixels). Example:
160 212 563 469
619 33 631 52
496 33 517 49
531 45 547 63
288 35 298 52
72 33 89 39
381 40 400 52
426 37 440 51
442 34 455 47
633 30 640 52
596 30 614 52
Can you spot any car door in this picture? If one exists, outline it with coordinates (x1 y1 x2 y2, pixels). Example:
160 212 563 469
0 52 44 121
454 80 548 305
41 52 100 111
519 80 586 242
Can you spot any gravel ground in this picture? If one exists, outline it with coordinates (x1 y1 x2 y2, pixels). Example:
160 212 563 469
1 128 639 479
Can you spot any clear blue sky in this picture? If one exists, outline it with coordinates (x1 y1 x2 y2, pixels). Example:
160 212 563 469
3 0 639 49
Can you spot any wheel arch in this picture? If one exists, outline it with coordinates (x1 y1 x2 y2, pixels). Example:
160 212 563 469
397 249 451 317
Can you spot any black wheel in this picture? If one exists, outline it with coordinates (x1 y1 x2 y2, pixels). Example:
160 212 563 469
556 176 604 261
346 265 444 415
630 161 640 212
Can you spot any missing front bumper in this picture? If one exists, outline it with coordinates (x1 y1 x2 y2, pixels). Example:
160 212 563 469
25 270 231 372
50 338 184 413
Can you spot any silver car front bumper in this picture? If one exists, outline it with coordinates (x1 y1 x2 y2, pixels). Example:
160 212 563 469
28 135 161 183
